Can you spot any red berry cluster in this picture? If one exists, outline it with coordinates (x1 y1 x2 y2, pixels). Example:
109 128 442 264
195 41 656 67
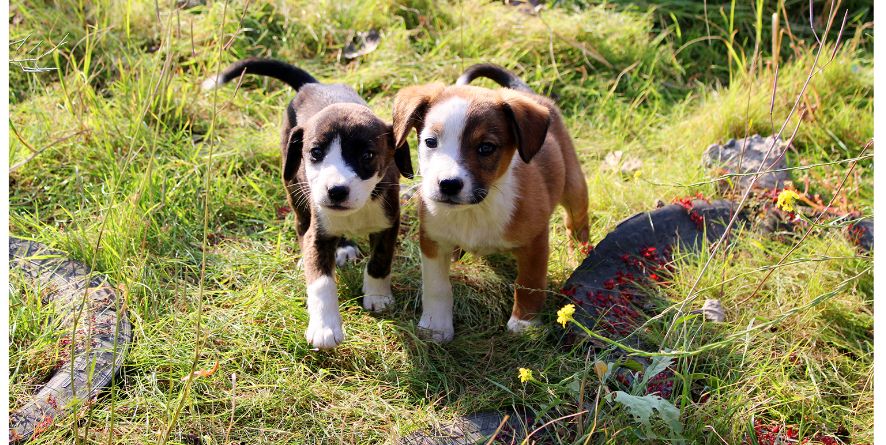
580 241 595 256
673 194 710 230
746 421 799 445
32 414 54 437
746 421 850 445
626 245 674 283
644 371 675 398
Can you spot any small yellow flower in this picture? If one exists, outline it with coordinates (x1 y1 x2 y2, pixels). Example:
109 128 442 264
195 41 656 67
776 189 800 213
557 304 576 328
518 367 533 383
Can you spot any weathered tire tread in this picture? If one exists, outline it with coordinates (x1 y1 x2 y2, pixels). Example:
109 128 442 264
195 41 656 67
9 237 132 443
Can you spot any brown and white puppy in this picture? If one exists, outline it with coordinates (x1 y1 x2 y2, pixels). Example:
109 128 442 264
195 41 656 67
392 64 589 342
205 58 412 349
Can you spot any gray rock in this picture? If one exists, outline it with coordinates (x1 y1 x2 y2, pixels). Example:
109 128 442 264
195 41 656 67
703 134 790 191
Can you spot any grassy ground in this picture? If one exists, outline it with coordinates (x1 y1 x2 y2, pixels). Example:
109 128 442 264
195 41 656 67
9 0 873 443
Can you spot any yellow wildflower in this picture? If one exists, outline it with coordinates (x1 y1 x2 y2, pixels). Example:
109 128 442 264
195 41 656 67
518 367 533 383
557 304 576 328
776 189 800 213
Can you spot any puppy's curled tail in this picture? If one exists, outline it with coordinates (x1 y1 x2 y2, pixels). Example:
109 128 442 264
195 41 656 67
201 57 318 91
455 63 534 94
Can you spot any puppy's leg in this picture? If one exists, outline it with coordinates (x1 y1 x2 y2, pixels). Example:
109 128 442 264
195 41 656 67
362 221 398 312
335 238 360 267
417 228 454 343
508 229 550 333
302 228 345 349
561 150 590 245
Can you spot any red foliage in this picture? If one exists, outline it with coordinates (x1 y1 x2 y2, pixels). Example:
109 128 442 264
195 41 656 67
32 415 54 437
276 205 293 219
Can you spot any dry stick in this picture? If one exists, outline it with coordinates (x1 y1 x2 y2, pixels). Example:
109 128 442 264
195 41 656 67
809 0 821 44
8 120 38 153
224 373 237 444
657 3 844 349
484 414 511 445
160 1 233 442
769 64 779 136
735 140 871 306
224 0 253 51
703 0 711 46
10 33 69 72
581 383 604 445
9 129 86 172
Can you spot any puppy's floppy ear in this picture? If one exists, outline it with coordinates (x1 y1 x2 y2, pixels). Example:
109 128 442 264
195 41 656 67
283 127 304 181
389 128 414 179
392 83 445 149
501 91 551 163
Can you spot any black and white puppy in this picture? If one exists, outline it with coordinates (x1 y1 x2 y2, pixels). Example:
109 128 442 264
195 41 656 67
204 58 412 349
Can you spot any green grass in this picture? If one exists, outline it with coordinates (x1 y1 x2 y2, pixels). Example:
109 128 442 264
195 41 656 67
9 0 872 443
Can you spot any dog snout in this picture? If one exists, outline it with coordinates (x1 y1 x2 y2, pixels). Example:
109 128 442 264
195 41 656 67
438 178 464 196
327 185 350 203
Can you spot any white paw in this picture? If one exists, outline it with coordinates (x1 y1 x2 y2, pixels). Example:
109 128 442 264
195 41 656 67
305 275 344 349
418 312 454 343
335 245 359 267
362 270 393 312
507 315 541 333
363 294 393 312
305 317 344 349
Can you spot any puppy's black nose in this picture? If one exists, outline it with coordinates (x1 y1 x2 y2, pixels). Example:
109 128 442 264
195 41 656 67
327 185 350 203
439 178 464 196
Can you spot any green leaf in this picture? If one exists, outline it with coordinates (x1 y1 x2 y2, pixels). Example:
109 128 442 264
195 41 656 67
610 391 684 439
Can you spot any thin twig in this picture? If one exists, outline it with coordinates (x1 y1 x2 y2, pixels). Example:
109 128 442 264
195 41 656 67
9 130 86 173
484 414 511 445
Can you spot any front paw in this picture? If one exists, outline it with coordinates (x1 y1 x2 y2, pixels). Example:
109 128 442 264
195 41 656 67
417 313 454 343
305 317 344 349
363 294 393 312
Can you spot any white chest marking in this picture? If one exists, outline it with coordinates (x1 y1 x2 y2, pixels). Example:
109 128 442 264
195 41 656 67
317 199 392 237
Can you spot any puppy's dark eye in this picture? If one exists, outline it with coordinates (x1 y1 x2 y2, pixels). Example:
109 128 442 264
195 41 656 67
477 142 497 156
310 148 324 161
424 137 438 148
362 151 376 162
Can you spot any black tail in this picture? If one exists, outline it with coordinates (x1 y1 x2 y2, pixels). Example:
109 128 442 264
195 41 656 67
455 63 534 93
202 58 318 91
